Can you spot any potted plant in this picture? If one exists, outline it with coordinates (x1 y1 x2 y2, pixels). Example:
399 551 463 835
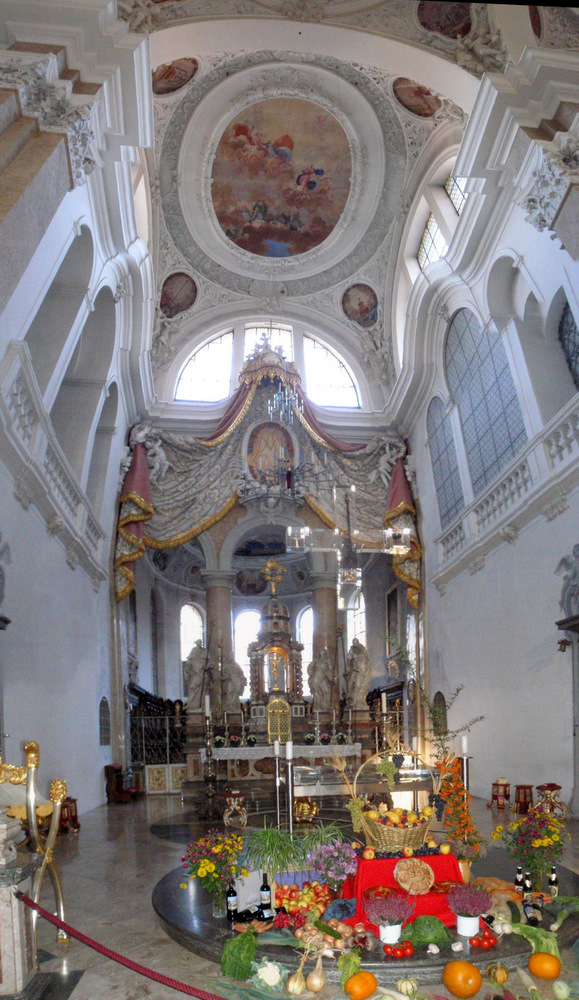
363 890 415 943
304 732 316 744
492 804 570 891
447 883 492 937
243 821 342 891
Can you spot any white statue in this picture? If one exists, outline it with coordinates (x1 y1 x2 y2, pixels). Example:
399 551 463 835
307 646 334 711
345 637 373 710
222 655 246 712
184 640 210 709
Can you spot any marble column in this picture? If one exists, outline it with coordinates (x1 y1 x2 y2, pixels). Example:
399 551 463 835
310 571 339 707
201 571 235 716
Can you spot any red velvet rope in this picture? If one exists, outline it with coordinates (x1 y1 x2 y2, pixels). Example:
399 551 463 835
15 891 228 1000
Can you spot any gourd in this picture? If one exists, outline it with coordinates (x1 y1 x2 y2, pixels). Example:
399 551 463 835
486 962 509 984
396 975 419 996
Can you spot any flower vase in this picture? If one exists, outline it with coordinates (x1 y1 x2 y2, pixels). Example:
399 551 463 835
528 866 547 893
458 860 472 884
456 914 481 937
379 923 402 944
212 892 227 919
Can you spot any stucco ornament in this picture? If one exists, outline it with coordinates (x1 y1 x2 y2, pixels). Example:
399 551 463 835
556 544 579 618
540 7 579 50
520 136 579 237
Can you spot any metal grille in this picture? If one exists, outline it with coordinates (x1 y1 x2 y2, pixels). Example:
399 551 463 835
418 214 448 269
559 302 579 390
129 715 186 766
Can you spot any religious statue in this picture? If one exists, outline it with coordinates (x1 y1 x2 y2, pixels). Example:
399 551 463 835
345 637 373 710
222 655 247 712
307 646 333 711
184 639 211 709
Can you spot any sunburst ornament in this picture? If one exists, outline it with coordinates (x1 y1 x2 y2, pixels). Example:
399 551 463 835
263 558 285 595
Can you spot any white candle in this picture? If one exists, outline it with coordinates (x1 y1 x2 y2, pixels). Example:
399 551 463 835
348 709 352 723
332 709 336 724
412 736 418 753
381 692 387 714
286 740 293 760
274 740 280 757
224 712 228 726
204 695 211 717
461 735 468 756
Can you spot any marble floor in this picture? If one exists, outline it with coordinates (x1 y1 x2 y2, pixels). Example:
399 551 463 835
32 794 579 1000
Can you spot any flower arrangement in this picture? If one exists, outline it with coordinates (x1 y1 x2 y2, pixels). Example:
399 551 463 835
246 734 257 746
492 804 570 888
213 734 226 747
439 756 486 861
229 734 241 745
363 891 415 926
447 884 492 917
336 732 348 745
304 732 316 744
308 841 358 892
320 732 331 745
182 830 248 897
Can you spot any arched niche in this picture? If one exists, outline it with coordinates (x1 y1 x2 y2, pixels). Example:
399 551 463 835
24 226 93 395
85 381 119 516
513 289 576 426
49 286 116 479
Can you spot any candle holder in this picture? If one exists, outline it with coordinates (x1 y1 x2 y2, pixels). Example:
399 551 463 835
240 717 248 747
330 715 338 744
381 711 389 751
314 713 321 745
224 717 230 747
199 717 221 820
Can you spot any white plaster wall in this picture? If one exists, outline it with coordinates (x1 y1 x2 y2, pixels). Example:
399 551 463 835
0 462 114 810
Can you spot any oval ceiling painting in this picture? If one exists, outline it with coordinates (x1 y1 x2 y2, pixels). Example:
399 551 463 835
211 98 351 258
160 272 197 317
152 57 198 96
342 283 378 328
393 78 442 118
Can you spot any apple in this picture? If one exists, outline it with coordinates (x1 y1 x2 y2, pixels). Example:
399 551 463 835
351 841 362 850
439 843 451 854
362 847 376 860
301 881 311 890
402 845 414 857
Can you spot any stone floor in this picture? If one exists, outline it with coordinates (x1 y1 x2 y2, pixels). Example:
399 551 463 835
30 794 579 1000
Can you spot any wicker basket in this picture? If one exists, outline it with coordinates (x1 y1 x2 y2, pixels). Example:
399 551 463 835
360 814 431 852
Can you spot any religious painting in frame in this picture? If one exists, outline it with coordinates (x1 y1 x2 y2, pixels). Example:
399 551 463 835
247 422 294 482
152 57 198 96
342 283 378 328
211 97 351 258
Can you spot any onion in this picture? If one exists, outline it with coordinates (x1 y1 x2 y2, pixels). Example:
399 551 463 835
327 918 339 928
354 922 366 933
335 922 349 935
306 955 327 993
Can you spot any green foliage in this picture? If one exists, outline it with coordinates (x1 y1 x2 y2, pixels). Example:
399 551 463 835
243 821 343 881
220 928 258 980
419 682 484 758
337 947 362 989
511 923 562 960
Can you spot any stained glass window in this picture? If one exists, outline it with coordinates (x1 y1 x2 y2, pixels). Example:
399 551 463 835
427 396 465 527
445 309 527 495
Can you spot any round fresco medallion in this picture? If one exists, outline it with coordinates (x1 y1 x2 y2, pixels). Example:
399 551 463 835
247 422 294 481
393 78 442 118
152 58 198 96
211 97 351 258
160 272 197 317
417 2 472 38
235 570 267 596
528 5 542 37
342 283 378 328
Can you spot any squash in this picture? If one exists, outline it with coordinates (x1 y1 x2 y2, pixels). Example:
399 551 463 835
344 971 379 1000
487 962 509 984
396 975 419 996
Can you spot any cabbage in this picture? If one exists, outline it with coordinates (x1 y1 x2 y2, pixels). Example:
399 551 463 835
404 916 453 949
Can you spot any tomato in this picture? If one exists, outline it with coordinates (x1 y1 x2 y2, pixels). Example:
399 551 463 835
400 940 412 948
383 944 394 955
393 946 405 958
469 936 480 947
481 938 493 949
488 936 497 947
403 943 414 956
527 953 562 980
442 960 483 999
482 926 492 938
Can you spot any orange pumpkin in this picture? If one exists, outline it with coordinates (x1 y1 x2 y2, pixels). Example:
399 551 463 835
442 960 483 999
528 953 562 980
344 971 378 1000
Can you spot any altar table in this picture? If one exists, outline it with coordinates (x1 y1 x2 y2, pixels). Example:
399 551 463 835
342 853 464 933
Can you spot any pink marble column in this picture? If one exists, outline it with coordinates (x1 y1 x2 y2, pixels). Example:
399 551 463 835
201 571 235 714
310 571 339 707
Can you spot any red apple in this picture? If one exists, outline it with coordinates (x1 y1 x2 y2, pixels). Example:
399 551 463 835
402 845 414 857
362 847 375 860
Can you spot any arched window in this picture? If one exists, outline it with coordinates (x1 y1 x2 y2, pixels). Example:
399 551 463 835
297 606 313 696
234 609 261 691
348 592 366 648
427 396 465 528
558 302 579 390
245 324 293 360
99 696 111 746
180 604 204 661
175 331 233 401
303 336 359 408
445 309 527 495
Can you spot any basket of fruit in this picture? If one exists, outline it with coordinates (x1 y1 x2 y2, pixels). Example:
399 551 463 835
329 751 449 852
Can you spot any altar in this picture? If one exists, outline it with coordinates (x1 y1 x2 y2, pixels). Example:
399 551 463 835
197 743 362 782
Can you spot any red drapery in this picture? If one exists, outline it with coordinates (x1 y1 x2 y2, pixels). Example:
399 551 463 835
114 443 154 602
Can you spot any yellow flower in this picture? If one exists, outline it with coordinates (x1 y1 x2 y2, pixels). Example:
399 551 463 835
241 868 249 878
180 883 188 889
205 861 216 873
552 834 560 841
494 825 503 833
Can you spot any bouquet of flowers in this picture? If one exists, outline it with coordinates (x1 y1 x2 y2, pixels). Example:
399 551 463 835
447 884 491 917
246 734 257 746
363 891 415 926
336 732 348 745
182 830 248 897
303 732 316 744
492 804 569 888
229 734 241 746
308 841 358 892
320 732 331 745
213 734 225 747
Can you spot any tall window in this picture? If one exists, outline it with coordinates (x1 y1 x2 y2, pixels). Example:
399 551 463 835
234 610 261 691
348 591 366 648
444 176 468 215
298 606 313 696
245 324 293 359
180 604 204 661
446 309 527 495
427 396 465 528
558 302 579 390
303 336 359 407
175 331 233 401
417 214 448 269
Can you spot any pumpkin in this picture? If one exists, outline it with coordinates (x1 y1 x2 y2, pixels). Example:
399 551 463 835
344 970 379 1000
442 960 483 999
528 953 562 981
397 976 419 996
487 962 509 984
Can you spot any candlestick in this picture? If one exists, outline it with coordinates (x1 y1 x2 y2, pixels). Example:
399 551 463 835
412 736 418 753
204 694 211 718
381 692 387 714
286 740 293 760
274 740 280 757
461 735 468 756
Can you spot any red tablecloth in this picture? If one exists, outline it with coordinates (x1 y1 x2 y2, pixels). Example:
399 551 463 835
341 853 463 932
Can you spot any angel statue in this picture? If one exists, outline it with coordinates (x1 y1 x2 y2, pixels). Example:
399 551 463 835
555 543 579 618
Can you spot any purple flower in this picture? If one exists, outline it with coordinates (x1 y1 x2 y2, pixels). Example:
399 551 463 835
447 884 492 917
363 891 415 926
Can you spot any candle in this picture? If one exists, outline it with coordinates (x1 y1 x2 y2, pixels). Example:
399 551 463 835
204 695 210 717
224 712 228 726
461 735 468 756
381 692 387 714
286 740 293 760
274 740 280 757
315 711 320 723
332 709 336 724
412 736 418 753
348 709 352 723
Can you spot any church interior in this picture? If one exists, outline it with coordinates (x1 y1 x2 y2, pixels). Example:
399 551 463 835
1 1 579 996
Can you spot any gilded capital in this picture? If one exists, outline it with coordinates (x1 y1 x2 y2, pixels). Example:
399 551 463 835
50 779 67 803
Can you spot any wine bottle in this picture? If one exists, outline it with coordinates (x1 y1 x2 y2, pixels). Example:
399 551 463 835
226 881 238 921
548 865 559 898
514 866 524 893
260 872 272 910
523 871 533 904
